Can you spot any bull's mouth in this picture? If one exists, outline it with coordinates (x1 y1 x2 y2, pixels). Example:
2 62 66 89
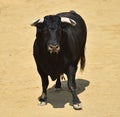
48 45 60 54
49 50 60 54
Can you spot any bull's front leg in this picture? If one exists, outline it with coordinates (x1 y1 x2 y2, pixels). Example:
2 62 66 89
37 68 49 106
67 65 82 110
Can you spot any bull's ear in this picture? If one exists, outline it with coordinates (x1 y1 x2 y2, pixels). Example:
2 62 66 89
31 18 44 26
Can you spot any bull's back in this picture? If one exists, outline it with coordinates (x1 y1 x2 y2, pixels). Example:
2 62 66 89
57 11 87 69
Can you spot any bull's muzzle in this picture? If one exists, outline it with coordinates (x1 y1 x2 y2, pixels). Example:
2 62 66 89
48 45 60 54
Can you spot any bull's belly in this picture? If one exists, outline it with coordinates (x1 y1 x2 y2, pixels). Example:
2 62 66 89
39 58 67 80
49 73 61 81
46 67 65 81
48 69 64 81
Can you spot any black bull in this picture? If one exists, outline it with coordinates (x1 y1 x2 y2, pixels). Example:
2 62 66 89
31 11 87 110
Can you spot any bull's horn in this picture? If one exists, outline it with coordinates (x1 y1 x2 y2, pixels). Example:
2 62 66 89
31 18 44 26
61 17 76 26
38 18 44 23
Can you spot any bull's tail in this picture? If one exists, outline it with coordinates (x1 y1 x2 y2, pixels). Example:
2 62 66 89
80 49 86 71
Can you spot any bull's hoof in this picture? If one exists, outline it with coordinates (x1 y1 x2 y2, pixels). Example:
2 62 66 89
73 103 83 110
38 101 47 106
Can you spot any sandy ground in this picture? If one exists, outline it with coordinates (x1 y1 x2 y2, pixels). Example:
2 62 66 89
0 0 120 116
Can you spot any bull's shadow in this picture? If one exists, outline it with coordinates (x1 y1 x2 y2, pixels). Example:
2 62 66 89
47 79 90 108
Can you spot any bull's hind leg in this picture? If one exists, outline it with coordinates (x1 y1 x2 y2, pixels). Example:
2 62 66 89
55 77 61 91
67 65 82 110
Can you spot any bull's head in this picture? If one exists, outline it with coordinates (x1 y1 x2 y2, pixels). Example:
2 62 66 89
31 15 76 54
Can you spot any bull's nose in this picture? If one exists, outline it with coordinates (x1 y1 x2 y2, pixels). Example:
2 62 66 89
48 45 60 53
49 45 59 50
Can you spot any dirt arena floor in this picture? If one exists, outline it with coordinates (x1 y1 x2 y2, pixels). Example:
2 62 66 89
0 0 120 116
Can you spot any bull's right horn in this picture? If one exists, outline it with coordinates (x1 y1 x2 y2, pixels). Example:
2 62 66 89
61 17 76 26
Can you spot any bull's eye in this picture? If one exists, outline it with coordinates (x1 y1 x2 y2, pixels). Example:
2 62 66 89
57 30 62 35
43 29 49 34
44 30 48 34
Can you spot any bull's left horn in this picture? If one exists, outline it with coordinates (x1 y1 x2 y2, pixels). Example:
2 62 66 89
61 17 76 26
31 18 44 26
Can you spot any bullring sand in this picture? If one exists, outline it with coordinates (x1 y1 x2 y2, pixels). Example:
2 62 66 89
0 0 120 117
